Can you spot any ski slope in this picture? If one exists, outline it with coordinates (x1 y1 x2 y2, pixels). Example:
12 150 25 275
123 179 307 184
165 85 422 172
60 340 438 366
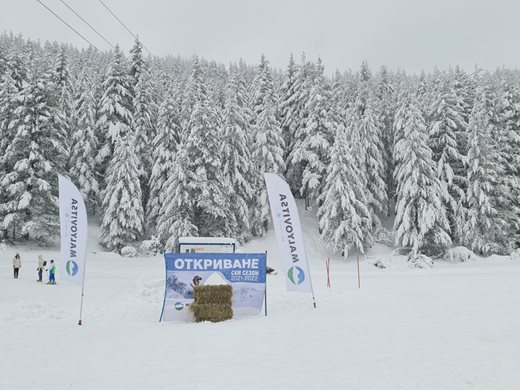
1 204 520 390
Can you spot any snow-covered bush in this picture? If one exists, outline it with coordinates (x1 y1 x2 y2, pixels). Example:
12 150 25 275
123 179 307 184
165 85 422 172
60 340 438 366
140 236 162 256
374 226 394 247
120 246 137 258
366 256 387 269
392 247 411 256
510 249 520 261
0 241 6 252
408 253 434 269
443 246 475 263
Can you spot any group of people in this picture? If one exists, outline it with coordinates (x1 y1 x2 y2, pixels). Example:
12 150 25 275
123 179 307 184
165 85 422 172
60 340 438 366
12 253 56 284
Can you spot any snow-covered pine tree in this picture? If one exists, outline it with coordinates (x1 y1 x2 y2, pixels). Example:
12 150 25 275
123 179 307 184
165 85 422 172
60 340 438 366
6 52 28 92
237 58 256 88
232 63 260 234
343 69 360 110
330 70 347 124
299 58 335 203
252 91 285 236
252 54 277 117
495 78 520 235
96 45 133 178
318 122 372 258
464 86 514 255
207 60 228 111
221 69 256 243
285 57 315 194
428 74 467 243
344 105 365 178
453 66 475 126
416 71 431 118
249 55 286 236
180 56 205 138
0 71 20 168
0 70 21 235
360 60 372 83
0 52 30 224
146 95 181 235
96 47 144 251
156 146 198 250
329 71 348 145
279 54 299 158
69 73 99 213
132 72 155 204
394 95 451 257
51 46 74 144
1 71 67 243
357 95 388 227
129 39 156 209
0 48 6 77
183 58 237 238
375 66 396 214
208 65 227 150
129 38 145 90
355 61 373 117
392 88 412 171
235 64 253 114
99 130 144 252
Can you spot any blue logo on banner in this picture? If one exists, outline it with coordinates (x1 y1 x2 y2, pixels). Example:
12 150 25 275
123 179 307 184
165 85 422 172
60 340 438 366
174 302 184 311
66 260 79 276
288 266 305 285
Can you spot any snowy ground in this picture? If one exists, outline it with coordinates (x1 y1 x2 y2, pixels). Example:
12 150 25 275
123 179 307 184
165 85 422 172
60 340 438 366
1 206 520 390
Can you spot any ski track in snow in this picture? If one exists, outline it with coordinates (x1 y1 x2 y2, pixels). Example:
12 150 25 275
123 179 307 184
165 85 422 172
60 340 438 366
1 205 520 390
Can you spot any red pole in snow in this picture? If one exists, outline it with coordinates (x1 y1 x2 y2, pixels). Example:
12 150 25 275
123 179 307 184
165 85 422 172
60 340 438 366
326 257 331 288
357 256 361 289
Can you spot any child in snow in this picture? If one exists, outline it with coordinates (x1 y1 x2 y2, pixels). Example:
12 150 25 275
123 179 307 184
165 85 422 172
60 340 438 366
37 255 45 282
47 260 56 285
12 253 21 279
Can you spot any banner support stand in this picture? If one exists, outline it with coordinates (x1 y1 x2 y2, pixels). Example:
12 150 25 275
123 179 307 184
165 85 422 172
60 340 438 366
309 270 317 308
302 247 317 309
78 252 87 325
264 250 268 317
78 287 85 325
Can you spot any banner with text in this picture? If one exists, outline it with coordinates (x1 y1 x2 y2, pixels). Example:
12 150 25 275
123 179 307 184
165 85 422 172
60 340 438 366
58 175 88 286
264 173 314 294
160 252 267 322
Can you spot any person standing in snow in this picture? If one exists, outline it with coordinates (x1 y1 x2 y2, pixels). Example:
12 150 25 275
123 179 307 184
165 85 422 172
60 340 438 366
47 259 56 285
12 253 21 279
37 255 45 282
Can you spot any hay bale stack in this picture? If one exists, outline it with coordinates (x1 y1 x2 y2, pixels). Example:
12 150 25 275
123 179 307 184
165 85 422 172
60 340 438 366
191 303 233 323
190 285 233 322
193 285 233 304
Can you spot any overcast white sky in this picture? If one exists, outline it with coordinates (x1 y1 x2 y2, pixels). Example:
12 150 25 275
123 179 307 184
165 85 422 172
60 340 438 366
1 0 518 73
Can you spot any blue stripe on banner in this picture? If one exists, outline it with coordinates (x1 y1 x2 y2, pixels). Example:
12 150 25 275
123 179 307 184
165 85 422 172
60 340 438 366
165 252 267 283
